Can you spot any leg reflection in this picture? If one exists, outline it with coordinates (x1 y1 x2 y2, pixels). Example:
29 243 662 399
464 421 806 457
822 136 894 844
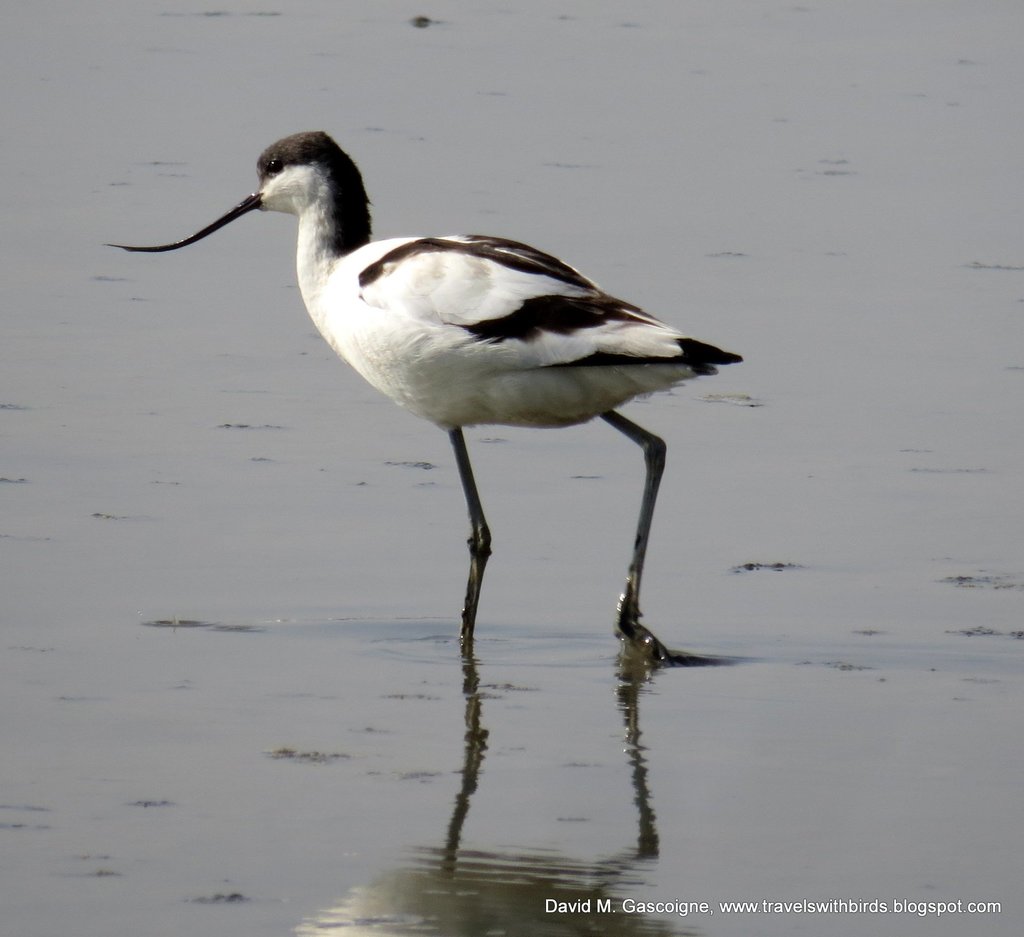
296 656 695 936
442 650 489 869
617 669 660 860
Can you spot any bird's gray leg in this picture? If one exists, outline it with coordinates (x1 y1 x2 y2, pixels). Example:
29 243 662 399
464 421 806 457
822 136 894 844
449 428 492 649
599 411 677 661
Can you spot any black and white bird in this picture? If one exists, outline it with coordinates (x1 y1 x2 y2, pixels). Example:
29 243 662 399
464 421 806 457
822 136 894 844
110 131 741 664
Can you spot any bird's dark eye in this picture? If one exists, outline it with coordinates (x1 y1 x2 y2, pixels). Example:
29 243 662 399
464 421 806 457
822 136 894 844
265 158 283 176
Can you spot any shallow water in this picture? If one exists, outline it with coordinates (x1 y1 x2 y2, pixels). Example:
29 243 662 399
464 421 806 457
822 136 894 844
3 2 1023 935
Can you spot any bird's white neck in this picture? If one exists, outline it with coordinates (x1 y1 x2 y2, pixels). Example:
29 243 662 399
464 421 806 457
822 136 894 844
295 204 341 310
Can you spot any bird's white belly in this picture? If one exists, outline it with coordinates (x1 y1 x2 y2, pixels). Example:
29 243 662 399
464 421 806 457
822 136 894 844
318 307 693 428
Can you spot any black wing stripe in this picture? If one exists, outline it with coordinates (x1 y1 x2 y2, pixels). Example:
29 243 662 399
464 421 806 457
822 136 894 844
462 294 641 342
358 238 453 288
358 236 595 290
461 235 593 287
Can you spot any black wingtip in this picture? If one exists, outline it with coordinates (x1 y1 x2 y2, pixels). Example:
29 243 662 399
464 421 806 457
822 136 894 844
678 338 743 366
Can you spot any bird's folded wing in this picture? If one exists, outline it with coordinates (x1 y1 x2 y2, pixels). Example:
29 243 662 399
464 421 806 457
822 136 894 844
357 236 688 367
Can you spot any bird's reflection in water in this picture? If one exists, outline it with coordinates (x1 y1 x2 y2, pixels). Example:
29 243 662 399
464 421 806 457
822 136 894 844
295 649 699 937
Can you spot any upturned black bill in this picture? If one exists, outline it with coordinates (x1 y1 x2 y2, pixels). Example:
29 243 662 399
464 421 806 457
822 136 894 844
107 192 262 252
